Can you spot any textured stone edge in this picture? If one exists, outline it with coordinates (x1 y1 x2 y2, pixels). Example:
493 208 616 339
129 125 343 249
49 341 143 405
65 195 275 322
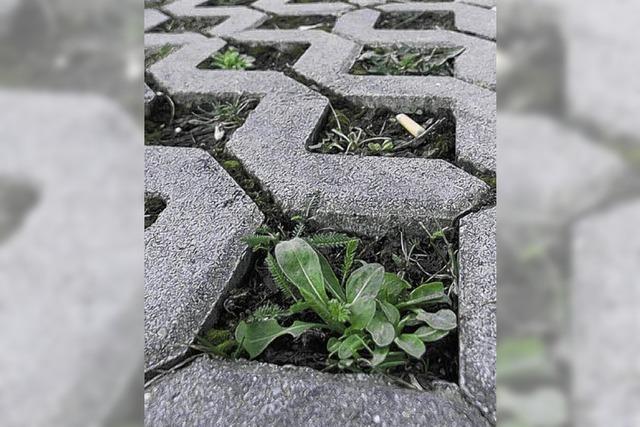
144 356 491 426
253 0 354 16
333 8 496 90
163 0 268 35
458 207 497 424
376 1 496 40
144 146 264 373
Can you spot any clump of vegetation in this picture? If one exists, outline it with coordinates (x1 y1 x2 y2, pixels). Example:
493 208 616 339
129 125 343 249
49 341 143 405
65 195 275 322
145 95 258 151
145 44 175 68
235 236 457 373
208 47 256 70
307 103 455 159
196 198 460 383
351 46 465 77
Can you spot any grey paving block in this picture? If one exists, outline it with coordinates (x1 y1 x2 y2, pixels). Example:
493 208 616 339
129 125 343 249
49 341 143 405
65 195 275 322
572 199 640 427
234 29 496 173
377 1 496 40
334 8 496 90
0 91 141 427
253 0 354 16
145 31 490 235
458 207 496 423
145 356 491 426
163 0 268 36
144 147 263 373
500 114 634 231
228 91 490 236
563 0 640 141
145 8 169 31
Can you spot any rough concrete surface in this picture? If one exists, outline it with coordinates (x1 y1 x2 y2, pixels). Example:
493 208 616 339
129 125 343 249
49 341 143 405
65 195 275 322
144 147 263 373
145 356 490 426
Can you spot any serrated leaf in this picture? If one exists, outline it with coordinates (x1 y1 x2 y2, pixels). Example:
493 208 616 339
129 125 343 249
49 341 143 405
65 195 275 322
288 301 310 314
416 309 457 331
318 252 345 302
394 334 426 359
349 299 376 330
378 300 400 325
338 334 365 360
415 326 450 342
366 315 395 347
397 282 444 308
235 319 324 359
346 263 384 304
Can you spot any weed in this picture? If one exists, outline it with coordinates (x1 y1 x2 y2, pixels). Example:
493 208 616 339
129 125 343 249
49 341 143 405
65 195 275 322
351 46 465 77
209 47 256 70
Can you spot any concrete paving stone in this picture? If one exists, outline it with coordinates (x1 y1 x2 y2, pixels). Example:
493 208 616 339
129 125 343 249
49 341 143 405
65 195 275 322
145 32 490 235
144 356 491 426
500 114 635 231
563 0 640 141
253 0 354 16
144 146 264 373
571 199 640 427
0 91 141 426
228 90 490 236
163 0 268 36
458 207 496 423
377 1 495 40
234 29 496 172
334 8 496 90
145 8 170 32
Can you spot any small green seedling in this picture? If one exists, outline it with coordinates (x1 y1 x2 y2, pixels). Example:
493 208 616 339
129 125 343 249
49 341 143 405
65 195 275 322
210 47 255 70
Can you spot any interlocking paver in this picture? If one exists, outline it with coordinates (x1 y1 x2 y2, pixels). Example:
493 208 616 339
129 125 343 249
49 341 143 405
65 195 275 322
226 29 495 172
572 200 640 427
144 146 263 373
145 356 491 426
145 32 490 236
163 0 268 35
253 0 353 16
376 1 496 40
458 207 496 423
334 8 496 90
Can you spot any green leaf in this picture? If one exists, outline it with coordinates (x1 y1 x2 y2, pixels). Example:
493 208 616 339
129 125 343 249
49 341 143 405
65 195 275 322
327 337 340 354
394 334 426 359
416 309 457 331
275 238 331 322
338 334 365 359
397 282 445 308
288 301 310 314
341 239 358 284
265 253 297 301
377 300 400 325
376 351 407 370
370 346 389 367
318 252 345 301
305 232 355 248
415 326 450 342
349 299 376 329
235 319 324 359
380 273 409 302
366 315 395 347
346 263 384 304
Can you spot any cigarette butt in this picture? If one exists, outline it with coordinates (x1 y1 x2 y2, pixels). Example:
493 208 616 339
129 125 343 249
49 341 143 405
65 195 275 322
396 114 426 138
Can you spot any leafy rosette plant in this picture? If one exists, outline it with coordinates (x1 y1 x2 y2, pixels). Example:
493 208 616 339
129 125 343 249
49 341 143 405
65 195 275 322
235 237 456 372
